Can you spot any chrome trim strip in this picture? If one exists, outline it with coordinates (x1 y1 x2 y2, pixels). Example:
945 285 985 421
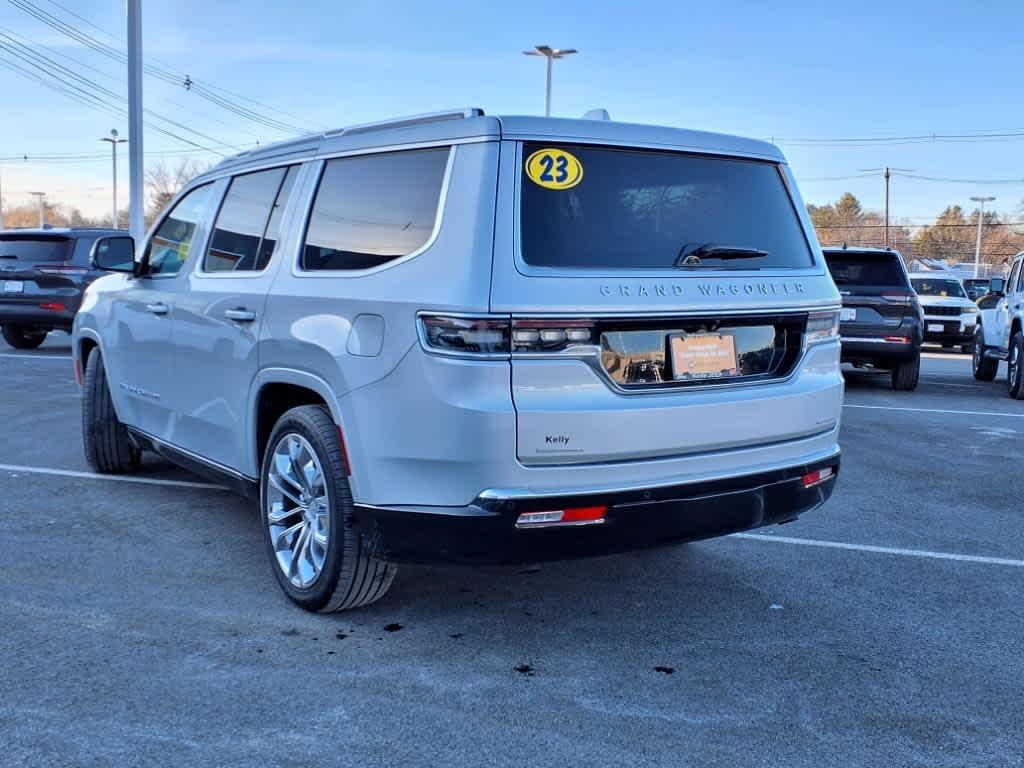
479 444 842 501
128 428 256 482
514 518 606 530
840 336 910 344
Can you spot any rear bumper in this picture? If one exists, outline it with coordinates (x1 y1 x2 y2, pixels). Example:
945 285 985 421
354 452 840 565
840 336 919 364
0 303 76 330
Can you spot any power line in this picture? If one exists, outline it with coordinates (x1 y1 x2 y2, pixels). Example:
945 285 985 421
6 0 312 135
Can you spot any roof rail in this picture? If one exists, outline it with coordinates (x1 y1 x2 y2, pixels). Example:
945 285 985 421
328 108 485 138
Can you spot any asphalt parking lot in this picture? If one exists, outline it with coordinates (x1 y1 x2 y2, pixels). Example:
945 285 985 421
2 336 1022 768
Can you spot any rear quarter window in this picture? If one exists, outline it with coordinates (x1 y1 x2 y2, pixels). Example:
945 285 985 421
824 252 908 289
519 143 814 271
301 147 449 271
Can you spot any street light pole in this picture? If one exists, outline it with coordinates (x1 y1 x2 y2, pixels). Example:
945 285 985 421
970 195 996 279
523 45 578 116
127 0 145 244
30 191 46 228
101 129 127 229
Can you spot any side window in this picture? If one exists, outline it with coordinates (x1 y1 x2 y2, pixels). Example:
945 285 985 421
1016 259 1024 294
204 166 297 273
71 237 96 265
1008 260 1021 296
301 147 449 271
145 184 215 276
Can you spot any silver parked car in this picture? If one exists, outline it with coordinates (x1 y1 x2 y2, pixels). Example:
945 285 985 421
73 109 844 612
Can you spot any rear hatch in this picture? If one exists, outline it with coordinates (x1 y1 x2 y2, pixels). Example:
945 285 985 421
0 233 83 307
491 139 841 466
823 250 915 333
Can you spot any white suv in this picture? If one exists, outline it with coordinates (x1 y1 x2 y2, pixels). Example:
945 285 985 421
974 253 1022 396
909 273 979 353
74 109 844 612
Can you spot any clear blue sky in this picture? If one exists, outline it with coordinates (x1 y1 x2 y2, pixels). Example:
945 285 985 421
1 0 1022 223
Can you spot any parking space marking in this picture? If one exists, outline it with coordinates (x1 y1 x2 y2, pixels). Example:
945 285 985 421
844 403 1024 418
733 533 1024 568
0 462 226 490
0 353 72 361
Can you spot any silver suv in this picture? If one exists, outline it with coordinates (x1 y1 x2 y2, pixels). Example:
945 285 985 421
74 109 844 612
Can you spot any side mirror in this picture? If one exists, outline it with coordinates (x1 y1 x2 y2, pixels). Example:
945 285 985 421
91 236 136 274
989 277 1006 295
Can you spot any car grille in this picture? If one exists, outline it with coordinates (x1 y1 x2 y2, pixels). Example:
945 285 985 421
926 306 961 317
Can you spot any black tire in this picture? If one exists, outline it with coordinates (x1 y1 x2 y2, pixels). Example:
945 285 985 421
972 327 998 382
1008 333 1024 400
960 344 972 356
260 405 396 613
891 353 920 391
82 351 141 473
1 324 47 350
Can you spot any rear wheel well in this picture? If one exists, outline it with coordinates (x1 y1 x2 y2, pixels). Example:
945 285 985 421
79 338 98 369
255 383 330 470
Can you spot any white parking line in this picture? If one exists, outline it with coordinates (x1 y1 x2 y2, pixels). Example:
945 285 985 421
0 462 225 490
733 533 1024 568
844 403 1024 418
0 356 73 362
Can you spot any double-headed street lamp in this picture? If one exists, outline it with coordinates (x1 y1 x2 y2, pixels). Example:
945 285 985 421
970 195 996 279
523 45 577 117
101 129 127 229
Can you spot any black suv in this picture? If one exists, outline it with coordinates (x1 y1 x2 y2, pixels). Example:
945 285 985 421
0 228 126 349
822 246 923 391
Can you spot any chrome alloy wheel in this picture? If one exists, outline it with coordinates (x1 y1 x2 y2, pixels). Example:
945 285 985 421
266 433 330 588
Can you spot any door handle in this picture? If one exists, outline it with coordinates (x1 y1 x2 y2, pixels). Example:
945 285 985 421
224 308 256 322
146 302 169 315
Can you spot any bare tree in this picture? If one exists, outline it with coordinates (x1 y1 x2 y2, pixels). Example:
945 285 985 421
145 158 210 225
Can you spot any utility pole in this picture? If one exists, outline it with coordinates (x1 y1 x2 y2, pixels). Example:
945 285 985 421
970 195 996 279
859 167 912 247
523 45 578 116
127 0 145 244
30 191 46 228
101 129 127 229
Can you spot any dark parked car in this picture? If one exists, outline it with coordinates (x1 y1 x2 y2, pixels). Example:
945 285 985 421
822 246 924 391
0 228 128 349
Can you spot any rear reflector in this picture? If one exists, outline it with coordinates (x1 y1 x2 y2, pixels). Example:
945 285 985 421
39 303 66 312
884 336 912 344
515 505 607 528
802 467 835 488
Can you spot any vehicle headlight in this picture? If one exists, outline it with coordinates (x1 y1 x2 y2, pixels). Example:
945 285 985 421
964 306 979 314
806 310 840 346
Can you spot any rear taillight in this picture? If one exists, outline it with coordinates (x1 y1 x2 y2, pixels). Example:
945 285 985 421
418 315 599 357
511 319 595 352
39 303 66 312
418 315 510 356
37 265 88 275
805 311 840 346
881 291 914 306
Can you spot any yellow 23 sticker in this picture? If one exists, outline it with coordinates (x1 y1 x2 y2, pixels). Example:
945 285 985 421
525 148 584 190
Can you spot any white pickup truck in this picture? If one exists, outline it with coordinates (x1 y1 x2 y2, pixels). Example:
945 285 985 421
973 252 1023 397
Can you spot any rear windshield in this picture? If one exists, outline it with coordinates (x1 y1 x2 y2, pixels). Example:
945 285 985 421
912 278 967 299
519 143 814 270
824 251 907 288
0 235 72 262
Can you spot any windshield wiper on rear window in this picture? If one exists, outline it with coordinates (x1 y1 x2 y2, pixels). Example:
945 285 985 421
675 242 769 268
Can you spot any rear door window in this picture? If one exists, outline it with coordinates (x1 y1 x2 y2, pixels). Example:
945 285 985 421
519 143 814 271
301 147 449 271
0 236 72 263
204 166 297 273
824 252 908 289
